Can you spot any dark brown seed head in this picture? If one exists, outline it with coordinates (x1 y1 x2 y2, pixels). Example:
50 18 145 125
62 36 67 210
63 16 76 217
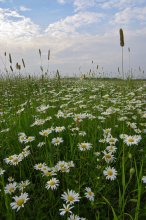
119 29 124 47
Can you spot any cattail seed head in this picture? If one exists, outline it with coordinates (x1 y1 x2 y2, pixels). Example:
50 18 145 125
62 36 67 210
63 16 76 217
10 65 13 72
22 58 25 68
9 53 12 63
48 50 50 60
16 63 21 70
39 49 41 57
119 28 124 47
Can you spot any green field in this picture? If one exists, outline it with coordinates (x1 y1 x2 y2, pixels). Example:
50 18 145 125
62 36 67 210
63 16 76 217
0 77 146 220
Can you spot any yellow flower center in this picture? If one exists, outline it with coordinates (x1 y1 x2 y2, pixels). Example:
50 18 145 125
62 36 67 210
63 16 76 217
13 158 19 163
43 132 48 136
49 181 55 186
81 144 87 148
9 187 14 192
45 171 52 176
55 139 60 143
107 170 113 176
105 154 111 159
38 164 42 168
67 195 74 202
110 139 114 142
128 138 134 142
8 156 13 160
16 198 24 206
88 191 93 196
60 164 64 168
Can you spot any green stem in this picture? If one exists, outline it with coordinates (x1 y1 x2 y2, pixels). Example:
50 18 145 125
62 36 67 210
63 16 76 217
134 159 143 220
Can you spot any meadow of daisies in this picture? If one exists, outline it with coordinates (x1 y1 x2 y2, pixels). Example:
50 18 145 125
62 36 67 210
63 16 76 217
0 77 146 220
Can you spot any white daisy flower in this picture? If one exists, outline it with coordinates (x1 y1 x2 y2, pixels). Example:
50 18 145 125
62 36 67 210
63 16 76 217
25 136 35 143
42 169 57 177
5 182 17 194
18 134 27 143
106 137 118 145
20 149 30 158
4 154 23 166
55 161 70 173
84 187 94 201
102 151 115 163
4 155 15 165
54 126 65 133
18 180 30 192
61 189 80 204
106 145 117 153
142 176 146 183
10 192 29 212
37 142 45 148
59 203 74 216
11 155 23 165
0 168 5 176
103 166 117 181
78 142 92 151
34 163 47 170
40 165 49 173
45 178 59 190
124 135 142 146
8 177 14 182
67 161 75 168
36 104 50 112
79 131 86 136
39 128 53 137
51 137 63 146
68 214 81 220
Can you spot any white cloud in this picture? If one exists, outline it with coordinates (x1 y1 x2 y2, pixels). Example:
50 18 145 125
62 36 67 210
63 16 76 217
57 0 66 4
45 11 104 36
0 8 39 40
0 6 146 78
100 0 145 9
112 7 146 25
56 0 101 11
73 0 96 11
19 6 31 12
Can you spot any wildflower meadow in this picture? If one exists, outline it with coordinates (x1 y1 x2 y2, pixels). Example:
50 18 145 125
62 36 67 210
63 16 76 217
0 77 146 219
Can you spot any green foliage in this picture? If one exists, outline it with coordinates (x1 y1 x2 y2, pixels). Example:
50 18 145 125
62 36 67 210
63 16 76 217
0 78 146 219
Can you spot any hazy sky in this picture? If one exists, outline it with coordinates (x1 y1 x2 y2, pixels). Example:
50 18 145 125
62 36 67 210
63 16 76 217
0 0 146 78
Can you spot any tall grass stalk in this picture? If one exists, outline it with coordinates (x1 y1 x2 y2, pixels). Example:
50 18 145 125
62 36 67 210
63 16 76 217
119 29 125 79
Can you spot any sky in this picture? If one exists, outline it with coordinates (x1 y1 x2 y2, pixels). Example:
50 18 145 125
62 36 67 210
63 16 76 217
0 0 146 78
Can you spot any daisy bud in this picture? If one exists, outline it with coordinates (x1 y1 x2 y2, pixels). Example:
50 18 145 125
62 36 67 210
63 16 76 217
130 168 135 176
128 153 132 159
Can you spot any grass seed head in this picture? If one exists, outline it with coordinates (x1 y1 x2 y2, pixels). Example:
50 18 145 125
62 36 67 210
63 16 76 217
119 28 124 47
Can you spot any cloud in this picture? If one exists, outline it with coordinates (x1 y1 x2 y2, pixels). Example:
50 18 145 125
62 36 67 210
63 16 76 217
100 0 145 9
0 8 39 40
57 0 66 4
0 6 146 77
19 6 31 12
45 11 104 36
56 0 102 11
73 0 97 11
112 7 146 25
